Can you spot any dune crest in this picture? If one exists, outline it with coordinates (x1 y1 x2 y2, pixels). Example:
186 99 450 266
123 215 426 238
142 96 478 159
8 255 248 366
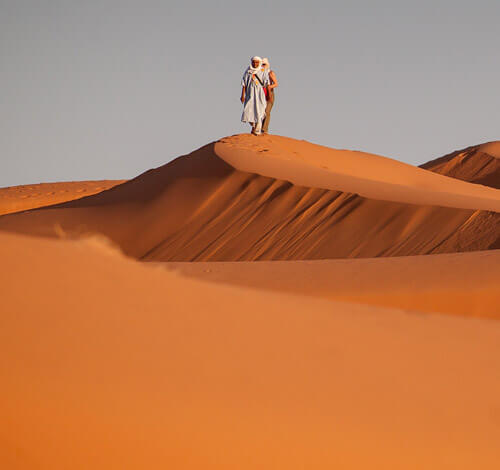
0 180 125 216
0 135 499 261
422 140 500 189
216 135 500 211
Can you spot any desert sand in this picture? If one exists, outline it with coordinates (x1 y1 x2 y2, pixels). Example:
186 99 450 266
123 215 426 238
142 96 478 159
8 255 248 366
167 249 500 319
1 135 500 469
215 136 500 210
0 135 498 261
0 180 124 216
1 231 500 470
421 141 500 189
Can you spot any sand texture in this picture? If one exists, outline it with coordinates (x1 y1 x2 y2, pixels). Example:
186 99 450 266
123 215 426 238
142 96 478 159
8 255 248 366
421 141 500 189
1 136 500 469
1 231 500 470
0 136 499 261
0 180 125 216
167 249 500 319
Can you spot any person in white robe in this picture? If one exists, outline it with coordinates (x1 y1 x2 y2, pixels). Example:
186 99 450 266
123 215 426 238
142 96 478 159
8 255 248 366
240 56 268 135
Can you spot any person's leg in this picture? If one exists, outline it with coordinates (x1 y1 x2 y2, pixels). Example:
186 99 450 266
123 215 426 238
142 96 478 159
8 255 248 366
262 99 274 133
254 119 262 135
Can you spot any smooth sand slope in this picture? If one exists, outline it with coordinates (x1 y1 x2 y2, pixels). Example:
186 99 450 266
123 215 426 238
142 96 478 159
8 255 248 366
0 180 125 216
216 136 500 210
421 141 500 189
2 231 500 470
167 249 500 319
0 136 499 261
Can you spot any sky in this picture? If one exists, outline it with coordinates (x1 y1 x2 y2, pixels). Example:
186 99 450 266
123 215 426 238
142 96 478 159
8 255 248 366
1 0 499 187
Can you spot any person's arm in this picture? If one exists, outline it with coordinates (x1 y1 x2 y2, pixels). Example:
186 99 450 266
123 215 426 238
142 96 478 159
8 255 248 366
268 71 278 90
241 85 246 103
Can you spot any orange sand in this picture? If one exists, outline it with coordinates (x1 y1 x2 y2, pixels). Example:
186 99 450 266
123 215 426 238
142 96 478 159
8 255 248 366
0 180 125 216
167 249 500 319
0 136 498 261
216 136 500 210
421 141 500 189
1 231 500 469
1 136 500 469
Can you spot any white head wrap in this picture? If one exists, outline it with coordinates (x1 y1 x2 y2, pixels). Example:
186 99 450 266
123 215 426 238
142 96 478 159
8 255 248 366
262 57 270 67
248 56 262 73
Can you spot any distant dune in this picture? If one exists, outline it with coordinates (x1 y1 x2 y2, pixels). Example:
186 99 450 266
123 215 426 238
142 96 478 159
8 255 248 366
0 135 499 261
421 141 500 189
0 180 125 216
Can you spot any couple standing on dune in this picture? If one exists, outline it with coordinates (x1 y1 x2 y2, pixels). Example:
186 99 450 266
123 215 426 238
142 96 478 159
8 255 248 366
240 56 278 136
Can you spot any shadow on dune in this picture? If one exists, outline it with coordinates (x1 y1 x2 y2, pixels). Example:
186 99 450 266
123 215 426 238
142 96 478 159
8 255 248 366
0 141 499 261
421 142 500 189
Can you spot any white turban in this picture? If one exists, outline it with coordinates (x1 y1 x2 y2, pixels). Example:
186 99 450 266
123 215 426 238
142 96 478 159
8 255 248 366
262 57 270 66
248 56 262 73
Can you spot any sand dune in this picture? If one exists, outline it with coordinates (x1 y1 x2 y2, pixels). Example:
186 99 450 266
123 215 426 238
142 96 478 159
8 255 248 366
1 231 500 469
2 136 500 469
216 136 500 210
0 135 499 261
0 180 125 216
422 141 500 189
167 249 500 318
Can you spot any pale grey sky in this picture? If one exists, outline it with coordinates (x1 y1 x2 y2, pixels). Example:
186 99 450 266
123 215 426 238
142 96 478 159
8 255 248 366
1 0 499 187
